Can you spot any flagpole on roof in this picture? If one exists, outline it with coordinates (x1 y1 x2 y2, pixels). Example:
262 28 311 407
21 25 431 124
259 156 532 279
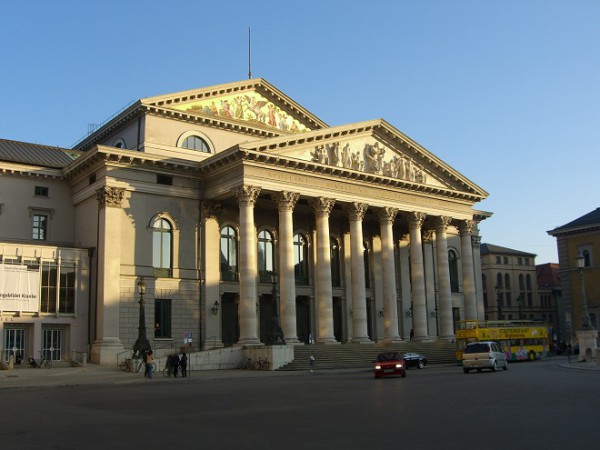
248 27 252 79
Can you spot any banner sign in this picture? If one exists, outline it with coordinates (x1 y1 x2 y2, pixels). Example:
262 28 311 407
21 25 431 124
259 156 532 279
0 264 40 312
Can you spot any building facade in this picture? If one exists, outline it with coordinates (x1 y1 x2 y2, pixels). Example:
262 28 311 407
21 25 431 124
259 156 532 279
1 79 490 365
548 208 600 346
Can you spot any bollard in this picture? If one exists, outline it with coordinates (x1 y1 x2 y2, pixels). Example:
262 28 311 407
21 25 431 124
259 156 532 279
8 354 14 370
82 352 87 366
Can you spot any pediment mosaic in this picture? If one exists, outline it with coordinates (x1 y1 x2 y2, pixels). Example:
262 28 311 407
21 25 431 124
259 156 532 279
171 90 312 134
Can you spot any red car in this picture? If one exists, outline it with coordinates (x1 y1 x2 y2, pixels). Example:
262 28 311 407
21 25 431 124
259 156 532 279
373 352 407 379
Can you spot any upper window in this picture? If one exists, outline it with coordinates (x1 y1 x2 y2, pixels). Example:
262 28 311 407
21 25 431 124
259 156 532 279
293 233 309 285
34 186 49 197
33 214 48 240
258 230 274 282
449 249 459 292
331 238 341 287
182 135 210 152
152 218 172 278
114 138 126 149
220 226 238 281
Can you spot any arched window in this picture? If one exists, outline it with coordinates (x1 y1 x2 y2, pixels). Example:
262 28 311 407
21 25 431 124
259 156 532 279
331 238 341 287
449 250 459 292
220 226 238 281
293 233 309 285
114 138 126 149
258 230 274 282
152 218 172 277
181 135 210 152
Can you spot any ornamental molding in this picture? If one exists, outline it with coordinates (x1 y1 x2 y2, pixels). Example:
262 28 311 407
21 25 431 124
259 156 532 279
233 185 261 206
311 197 336 216
273 191 300 212
96 186 125 209
344 202 368 222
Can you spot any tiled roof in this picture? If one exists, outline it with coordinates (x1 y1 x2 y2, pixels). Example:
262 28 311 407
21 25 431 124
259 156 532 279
0 138 81 169
549 207 600 234
536 263 560 288
480 243 536 257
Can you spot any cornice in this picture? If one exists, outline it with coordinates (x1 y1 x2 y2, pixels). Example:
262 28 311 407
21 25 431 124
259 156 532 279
0 162 64 179
199 147 485 204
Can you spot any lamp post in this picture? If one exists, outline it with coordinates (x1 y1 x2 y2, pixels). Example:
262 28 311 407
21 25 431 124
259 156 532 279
132 277 152 360
495 285 503 320
575 252 594 330
269 271 285 345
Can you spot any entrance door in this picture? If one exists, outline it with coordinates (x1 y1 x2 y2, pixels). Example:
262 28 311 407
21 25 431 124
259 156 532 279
42 329 62 361
333 297 343 342
296 296 311 344
259 294 276 344
221 293 239 347
4 329 25 362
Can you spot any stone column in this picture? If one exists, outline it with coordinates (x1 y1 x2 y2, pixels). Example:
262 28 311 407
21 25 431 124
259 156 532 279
471 234 485 320
422 230 437 337
435 216 454 339
377 207 401 343
459 220 478 320
201 201 223 349
234 185 261 345
346 202 371 343
274 191 300 344
398 236 411 339
91 186 126 365
311 197 337 344
409 211 428 340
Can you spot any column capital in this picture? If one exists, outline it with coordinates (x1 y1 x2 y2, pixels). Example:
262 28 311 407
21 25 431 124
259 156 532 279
96 186 125 209
311 197 336 215
345 202 368 221
434 215 453 231
409 211 426 229
471 235 482 248
274 191 300 212
377 207 398 224
459 219 475 235
201 200 221 220
422 229 435 243
233 185 261 206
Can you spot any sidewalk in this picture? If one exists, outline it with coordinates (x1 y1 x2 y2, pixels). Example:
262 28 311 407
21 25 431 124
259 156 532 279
2 357 598 390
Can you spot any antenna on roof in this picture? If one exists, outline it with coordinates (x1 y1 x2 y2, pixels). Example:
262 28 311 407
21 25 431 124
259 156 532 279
248 27 252 79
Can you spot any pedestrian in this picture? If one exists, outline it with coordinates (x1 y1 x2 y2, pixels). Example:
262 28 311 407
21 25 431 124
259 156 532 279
567 343 572 364
410 329 414 341
165 354 173 376
171 353 180 377
145 350 154 379
180 352 188 378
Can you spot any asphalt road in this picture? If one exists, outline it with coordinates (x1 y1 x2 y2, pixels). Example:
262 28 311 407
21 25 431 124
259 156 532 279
2 359 597 450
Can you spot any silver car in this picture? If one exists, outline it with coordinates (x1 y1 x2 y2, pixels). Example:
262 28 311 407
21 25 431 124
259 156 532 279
462 341 508 374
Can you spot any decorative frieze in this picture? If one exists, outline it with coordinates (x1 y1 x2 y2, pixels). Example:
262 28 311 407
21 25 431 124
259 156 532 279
96 187 125 209
310 140 428 184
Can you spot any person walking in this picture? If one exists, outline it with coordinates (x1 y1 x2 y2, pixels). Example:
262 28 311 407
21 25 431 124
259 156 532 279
171 353 180 378
180 352 188 378
145 350 154 379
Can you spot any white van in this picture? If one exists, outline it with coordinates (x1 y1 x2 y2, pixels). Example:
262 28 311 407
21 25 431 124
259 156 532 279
462 341 508 374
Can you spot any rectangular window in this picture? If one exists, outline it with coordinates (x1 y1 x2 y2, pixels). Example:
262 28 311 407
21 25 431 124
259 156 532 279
40 261 58 313
154 299 172 338
59 263 76 314
496 256 501 264
524 257 529 266
157 175 173 185
518 257 522 265
33 214 48 240
34 186 49 197
503 256 508 264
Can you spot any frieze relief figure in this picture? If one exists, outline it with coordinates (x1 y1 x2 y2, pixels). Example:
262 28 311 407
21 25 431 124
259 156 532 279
309 141 428 184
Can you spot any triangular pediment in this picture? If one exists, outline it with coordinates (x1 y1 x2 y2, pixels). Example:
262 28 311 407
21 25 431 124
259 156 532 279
141 78 327 135
238 119 487 199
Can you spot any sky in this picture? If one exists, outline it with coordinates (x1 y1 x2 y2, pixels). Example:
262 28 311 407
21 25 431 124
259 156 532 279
1 0 598 264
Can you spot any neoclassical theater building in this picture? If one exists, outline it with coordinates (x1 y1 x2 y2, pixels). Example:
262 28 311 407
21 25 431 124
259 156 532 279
0 79 490 365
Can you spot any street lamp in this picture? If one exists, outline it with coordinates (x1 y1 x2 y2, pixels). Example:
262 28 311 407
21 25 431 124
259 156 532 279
269 271 285 345
495 284 503 320
132 277 152 360
575 252 594 330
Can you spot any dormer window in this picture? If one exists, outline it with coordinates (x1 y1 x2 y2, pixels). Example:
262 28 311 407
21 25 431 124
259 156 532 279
181 135 210 152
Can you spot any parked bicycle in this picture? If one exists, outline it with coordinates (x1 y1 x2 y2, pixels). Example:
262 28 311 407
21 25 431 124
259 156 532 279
119 358 133 372
253 357 270 370
238 358 253 370
28 353 52 369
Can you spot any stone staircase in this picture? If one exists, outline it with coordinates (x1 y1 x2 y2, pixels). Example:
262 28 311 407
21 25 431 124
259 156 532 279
277 341 458 371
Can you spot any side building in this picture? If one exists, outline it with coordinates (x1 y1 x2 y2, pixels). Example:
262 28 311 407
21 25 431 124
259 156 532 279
1 78 491 366
548 208 600 347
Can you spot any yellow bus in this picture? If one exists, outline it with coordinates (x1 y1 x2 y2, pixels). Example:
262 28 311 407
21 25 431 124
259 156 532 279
455 320 549 363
